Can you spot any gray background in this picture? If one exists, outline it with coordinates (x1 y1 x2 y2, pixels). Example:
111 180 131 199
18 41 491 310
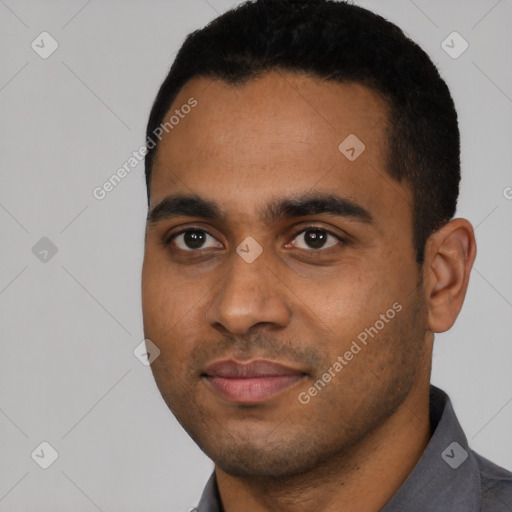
0 0 511 510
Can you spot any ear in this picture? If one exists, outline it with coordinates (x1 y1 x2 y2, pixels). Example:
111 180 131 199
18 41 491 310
422 218 477 333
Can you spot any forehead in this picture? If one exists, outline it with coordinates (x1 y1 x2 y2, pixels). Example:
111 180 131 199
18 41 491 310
149 71 410 227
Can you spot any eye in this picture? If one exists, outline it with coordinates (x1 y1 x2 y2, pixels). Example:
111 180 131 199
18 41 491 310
168 229 221 251
289 227 343 251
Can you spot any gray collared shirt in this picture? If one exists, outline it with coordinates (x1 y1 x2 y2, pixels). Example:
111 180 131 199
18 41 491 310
195 385 512 511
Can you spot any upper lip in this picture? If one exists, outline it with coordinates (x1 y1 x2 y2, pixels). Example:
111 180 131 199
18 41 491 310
203 359 306 378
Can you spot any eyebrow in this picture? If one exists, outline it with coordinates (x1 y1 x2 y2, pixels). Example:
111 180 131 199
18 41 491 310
147 192 373 226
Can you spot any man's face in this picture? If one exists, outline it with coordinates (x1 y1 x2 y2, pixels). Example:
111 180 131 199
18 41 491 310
141 71 431 477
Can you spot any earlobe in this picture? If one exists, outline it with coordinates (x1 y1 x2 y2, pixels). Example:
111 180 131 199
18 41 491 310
423 218 477 333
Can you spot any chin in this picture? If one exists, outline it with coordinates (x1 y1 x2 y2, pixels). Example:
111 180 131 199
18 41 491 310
198 429 341 478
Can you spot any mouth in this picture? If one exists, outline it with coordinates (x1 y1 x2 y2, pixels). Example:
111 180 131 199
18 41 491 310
202 359 307 404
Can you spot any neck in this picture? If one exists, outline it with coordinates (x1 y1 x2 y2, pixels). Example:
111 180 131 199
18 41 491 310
215 381 432 512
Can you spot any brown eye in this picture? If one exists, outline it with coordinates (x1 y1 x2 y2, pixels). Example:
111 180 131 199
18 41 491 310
169 229 221 251
291 228 341 250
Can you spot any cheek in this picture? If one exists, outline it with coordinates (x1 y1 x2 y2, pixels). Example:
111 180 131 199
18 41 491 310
296 264 384 327
142 257 216 374
297 262 413 362
142 247 187 313
142 257 191 350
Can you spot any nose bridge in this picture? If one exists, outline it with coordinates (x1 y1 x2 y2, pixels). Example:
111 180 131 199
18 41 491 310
207 244 290 335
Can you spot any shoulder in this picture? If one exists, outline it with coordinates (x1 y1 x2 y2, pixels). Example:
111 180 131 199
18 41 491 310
472 450 512 511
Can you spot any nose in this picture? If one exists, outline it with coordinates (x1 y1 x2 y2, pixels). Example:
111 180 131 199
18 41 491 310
206 247 292 336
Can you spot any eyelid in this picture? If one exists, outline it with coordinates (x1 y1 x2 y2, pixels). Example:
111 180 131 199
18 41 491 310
163 227 219 249
291 224 345 239
286 225 346 250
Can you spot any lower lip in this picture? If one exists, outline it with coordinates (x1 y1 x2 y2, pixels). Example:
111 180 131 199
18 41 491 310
204 375 304 404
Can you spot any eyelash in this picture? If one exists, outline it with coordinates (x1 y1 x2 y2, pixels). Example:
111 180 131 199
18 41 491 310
162 225 346 254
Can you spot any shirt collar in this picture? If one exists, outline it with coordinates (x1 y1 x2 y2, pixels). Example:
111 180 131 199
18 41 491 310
196 385 481 512
197 471 221 512
381 385 481 511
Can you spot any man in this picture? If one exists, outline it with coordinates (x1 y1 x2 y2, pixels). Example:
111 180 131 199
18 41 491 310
140 0 512 510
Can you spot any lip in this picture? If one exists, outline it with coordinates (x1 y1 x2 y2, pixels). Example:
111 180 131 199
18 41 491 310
202 359 306 404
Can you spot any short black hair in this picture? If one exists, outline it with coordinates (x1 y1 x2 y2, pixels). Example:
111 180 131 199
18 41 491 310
145 0 460 264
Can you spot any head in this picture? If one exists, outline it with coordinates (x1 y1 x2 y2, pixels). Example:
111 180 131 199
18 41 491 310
141 0 476 478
